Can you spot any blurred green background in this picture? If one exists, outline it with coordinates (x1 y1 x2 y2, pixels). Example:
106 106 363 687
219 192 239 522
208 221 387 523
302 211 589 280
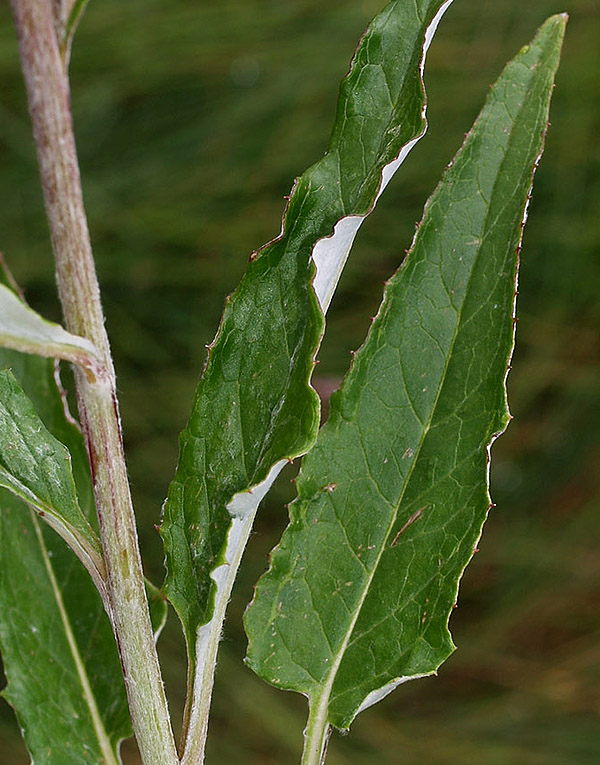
1 0 599 762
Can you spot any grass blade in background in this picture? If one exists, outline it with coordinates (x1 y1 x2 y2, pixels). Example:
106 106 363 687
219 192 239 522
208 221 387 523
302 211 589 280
0 341 133 761
245 15 567 763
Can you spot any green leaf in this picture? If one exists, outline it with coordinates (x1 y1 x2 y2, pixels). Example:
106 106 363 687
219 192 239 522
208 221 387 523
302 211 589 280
0 501 122 765
0 265 167 762
161 0 455 655
0 345 130 762
0 368 105 589
146 576 168 642
65 0 91 48
0 283 101 378
245 14 567 759
47 0 91 61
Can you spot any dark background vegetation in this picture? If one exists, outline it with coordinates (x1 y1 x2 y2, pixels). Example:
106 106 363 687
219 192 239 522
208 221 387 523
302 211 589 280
1 0 599 762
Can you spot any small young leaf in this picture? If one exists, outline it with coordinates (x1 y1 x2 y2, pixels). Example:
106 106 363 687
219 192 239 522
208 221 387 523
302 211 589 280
46 0 91 62
245 14 567 758
0 283 101 379
146 576 168 642
162 0 454 657
61 0 91 62
0 368 105 587
0 347 130 763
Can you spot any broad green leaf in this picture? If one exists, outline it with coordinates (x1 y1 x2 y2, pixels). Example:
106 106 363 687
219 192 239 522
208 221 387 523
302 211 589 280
0 368 105 588
0 343 131 762
245 14 567 759
0 282 101 378
161 0 454 657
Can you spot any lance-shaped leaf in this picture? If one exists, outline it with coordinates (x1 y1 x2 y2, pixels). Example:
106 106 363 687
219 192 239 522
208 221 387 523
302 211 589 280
0 368 105 590
0 282 102 379
0 344 131 763
161 0 454 655
245 15 567 762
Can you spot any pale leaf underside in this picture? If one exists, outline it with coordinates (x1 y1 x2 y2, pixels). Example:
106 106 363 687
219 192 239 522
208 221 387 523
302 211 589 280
0 283 101 378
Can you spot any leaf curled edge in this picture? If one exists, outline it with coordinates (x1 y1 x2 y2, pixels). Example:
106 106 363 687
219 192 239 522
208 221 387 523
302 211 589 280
161 0 456 652
162 3 457 758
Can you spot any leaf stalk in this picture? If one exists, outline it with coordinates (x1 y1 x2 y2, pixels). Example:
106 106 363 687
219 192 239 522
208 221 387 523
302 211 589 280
302 700 331 765
180 513 256 764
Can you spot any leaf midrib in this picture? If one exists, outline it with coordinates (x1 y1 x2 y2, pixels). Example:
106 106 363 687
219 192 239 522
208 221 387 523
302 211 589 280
32 513 118 765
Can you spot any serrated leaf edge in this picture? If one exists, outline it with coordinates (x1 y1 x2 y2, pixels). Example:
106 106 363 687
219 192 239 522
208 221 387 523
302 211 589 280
312 0 455 313
248 16 567 762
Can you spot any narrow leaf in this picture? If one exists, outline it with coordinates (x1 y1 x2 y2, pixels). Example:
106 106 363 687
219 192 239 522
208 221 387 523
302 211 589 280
63 0 91 60
146 576 168 642
0 345 131 762
0 283 102 378
47 0 91 62
161 0 454 655
0 368 105 588
245 14 567 758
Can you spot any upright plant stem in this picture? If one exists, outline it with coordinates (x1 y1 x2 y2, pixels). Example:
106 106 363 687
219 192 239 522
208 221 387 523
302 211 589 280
9 2 178 762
